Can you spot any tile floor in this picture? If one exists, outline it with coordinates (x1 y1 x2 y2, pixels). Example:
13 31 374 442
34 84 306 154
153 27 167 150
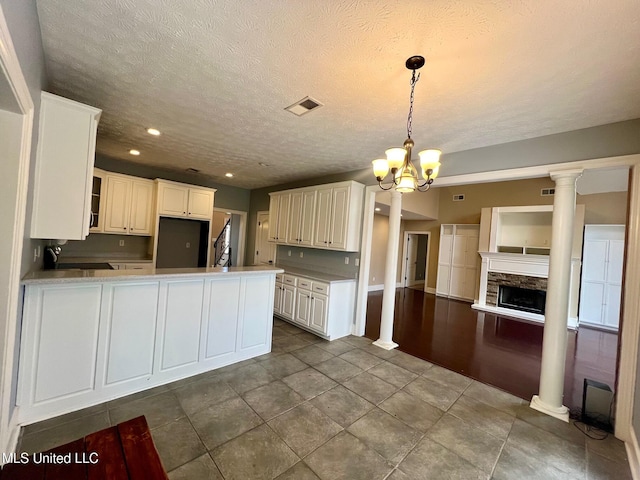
18 319 631 479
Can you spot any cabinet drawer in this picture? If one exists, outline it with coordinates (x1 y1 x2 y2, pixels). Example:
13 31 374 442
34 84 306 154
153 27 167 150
312 282 329 295
275 273 284 283
297 279 312 291
283 275 297 286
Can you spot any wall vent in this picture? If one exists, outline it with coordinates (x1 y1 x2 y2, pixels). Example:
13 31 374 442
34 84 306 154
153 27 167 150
185 168 200 174
285 96 323 116
452 194 465 201
541 188 555 196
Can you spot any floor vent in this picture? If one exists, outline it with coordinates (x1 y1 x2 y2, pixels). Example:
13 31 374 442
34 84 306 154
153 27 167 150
285 96 323 116
453 194 465 201
541 188 555 196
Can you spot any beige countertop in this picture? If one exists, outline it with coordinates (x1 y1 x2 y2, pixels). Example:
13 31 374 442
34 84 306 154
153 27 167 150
22 266 284 285
57 256 154 264
275 265 356 284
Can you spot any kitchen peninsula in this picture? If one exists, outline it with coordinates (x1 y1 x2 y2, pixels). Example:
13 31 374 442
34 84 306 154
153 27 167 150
18 265 282 425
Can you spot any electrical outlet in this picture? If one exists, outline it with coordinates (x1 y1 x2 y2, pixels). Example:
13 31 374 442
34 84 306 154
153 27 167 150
186 242 191 248
119 240 125 247
288 250 291 256
344 257 349 265
355 258 359 267
372 276 376 281
299 252 304 258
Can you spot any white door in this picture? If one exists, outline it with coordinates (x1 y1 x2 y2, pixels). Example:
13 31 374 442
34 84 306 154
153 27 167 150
255 211 275 265
405 235 419 287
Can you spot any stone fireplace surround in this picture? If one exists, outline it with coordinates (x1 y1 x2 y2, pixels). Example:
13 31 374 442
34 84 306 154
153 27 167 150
486 272 548 307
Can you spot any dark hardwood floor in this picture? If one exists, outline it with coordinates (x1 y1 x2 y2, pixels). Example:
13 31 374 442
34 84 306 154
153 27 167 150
365 288 618 413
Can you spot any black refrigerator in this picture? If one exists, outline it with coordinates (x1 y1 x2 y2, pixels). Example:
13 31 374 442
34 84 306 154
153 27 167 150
156 217 209 268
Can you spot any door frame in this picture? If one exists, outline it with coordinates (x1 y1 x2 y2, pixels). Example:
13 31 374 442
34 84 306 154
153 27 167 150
212 207 247 267
400 231 431 290
0 5 35 454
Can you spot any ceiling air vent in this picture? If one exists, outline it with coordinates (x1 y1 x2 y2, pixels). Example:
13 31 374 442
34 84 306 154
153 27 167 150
453 194 465 202
185 168 200 174
541 188 555 196
285 96 323 116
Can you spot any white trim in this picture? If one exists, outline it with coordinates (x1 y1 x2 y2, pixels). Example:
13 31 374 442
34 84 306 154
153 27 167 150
425 286 436 294
212 207 247 267
626 426 640 480
0 4 36 456
435 154 640 187
368 284 384 292
615 165 640 442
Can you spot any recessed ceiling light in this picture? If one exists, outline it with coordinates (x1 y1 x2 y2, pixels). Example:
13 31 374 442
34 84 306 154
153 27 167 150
225 212 232 215
129 149 140 156
225 173 233 178
375 208 381 212
147 128 161 136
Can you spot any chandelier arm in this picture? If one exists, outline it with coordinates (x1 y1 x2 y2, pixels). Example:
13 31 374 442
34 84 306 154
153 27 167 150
377 181 396 191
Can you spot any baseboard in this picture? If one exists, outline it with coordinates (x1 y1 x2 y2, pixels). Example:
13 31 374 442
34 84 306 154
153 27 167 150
368 284 384 292
626 425 640 480
426 287 436 294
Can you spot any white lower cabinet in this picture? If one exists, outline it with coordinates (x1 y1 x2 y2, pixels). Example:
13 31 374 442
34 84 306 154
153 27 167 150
275 273 356 340
436 224 480 301
18 271 276 424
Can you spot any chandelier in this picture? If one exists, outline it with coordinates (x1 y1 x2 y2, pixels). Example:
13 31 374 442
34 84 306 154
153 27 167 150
372 56 442 193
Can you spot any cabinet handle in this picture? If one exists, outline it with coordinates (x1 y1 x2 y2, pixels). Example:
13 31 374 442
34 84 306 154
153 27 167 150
183 211 186 214
123 227 126 230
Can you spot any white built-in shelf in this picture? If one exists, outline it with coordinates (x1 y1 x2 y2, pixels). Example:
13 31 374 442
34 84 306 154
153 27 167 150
496 245 551 255
489 205 553 254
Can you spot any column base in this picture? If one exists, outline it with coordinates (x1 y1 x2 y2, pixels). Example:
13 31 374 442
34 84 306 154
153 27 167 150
530 395 569 423
372 339 399 351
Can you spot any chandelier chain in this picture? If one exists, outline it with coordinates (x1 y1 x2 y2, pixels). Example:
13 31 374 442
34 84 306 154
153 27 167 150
406 70 420 139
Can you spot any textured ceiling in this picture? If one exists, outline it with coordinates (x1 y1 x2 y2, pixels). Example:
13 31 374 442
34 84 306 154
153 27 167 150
36 0 640 189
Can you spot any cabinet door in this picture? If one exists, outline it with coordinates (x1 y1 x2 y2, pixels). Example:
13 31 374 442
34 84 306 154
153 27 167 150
274 283 283 313
295 289 311 326
436 233 453 295
604 284 622 329
607 240 624 284
129 180 154 235
582 239 608 282
449 266 466 298
281 284 296 320
29 285 102 404
268 195 280 242
299 190 316 246
188 188 214 220
287 192 303 244
329 186 349 250
314 187 333 247
158 183 189 217
309 294 328 334
204 277 240 362
276 194 290 243
104 282 159 385
159 280 204 371
579 281 605 325
103 176 132 233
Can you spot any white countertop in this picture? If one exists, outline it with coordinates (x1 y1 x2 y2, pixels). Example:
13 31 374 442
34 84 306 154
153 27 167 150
275 265 356 284
22 265 284 285
57 256 154 264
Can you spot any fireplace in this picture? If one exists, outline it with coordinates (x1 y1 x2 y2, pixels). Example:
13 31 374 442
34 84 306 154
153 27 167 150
498 285 546 315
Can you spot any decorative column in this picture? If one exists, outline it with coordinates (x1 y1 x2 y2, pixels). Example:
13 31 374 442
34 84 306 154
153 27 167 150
531 169 582 422
374 190 402 350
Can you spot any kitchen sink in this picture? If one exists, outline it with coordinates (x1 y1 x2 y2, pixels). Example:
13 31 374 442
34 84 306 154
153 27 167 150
56 262 115 270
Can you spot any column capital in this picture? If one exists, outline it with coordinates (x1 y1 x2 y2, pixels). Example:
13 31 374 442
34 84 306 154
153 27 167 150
550 169 583 183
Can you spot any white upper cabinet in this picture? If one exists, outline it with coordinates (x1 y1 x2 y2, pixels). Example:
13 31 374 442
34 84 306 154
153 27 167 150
287 190 316 246
268 193 290 242
89 168 107 233
103 174 154 236
269 181 364 252
31 92 102 240
157 180 215 220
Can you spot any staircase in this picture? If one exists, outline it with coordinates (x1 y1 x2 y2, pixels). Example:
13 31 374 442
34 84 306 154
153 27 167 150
213 218 232 267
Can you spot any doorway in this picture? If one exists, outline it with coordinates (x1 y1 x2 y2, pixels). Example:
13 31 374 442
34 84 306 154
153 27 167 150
210 208 247 267
254 211 276 265
400 231 430 291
